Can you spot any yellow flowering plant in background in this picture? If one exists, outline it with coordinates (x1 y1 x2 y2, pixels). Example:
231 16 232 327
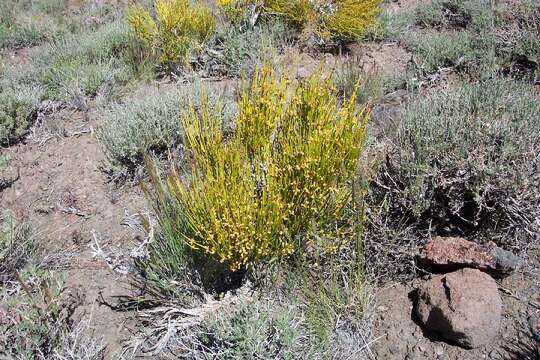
218 0 381 41
126 0 215 68
266 0 381 41
148 66 369 271
316 0 382 41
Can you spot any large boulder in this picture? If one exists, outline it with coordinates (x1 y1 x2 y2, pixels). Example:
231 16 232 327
415 268 502 349
418 236 520 277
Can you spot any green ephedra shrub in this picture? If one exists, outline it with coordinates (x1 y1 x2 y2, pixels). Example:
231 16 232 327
219 0 381 42
148 67 369 271
127 0 215 68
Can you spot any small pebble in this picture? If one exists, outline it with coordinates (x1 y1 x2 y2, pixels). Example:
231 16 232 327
488 349 503 360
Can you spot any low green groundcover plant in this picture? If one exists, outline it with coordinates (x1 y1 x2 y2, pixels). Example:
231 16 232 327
370 78 540 248
0 88 40 146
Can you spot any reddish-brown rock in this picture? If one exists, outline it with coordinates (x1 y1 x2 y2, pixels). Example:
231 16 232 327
418 236 520 276
415 268 502 349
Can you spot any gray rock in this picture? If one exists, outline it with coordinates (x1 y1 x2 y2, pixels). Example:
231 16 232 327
415 268 502 349
491 246 521 274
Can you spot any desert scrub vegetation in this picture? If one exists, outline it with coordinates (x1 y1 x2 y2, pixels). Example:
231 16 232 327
402 0 539 81
98 84 236 176
204 19 291 77
0 210 56 357
333 55 385 105
144 66 369 274
157 270 370 358
130 253 371 358
130 66 373 354
0 0 119 49
407 30 498 76
365 78 540 279
0 86 41 146
127 0 216 70
0 0 64 48
0 7 154 108
30 20 153 105
0 211 106 359
414 0 494 30
218 0 382 44
364 6 415 41
0 210 36 282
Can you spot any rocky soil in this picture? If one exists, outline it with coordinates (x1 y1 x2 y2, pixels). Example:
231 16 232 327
371 237 539 360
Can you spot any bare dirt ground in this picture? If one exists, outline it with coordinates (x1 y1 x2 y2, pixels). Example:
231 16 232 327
0 101 147 354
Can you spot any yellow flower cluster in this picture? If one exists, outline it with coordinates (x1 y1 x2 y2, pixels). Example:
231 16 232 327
318 0 382 41
224 0 381 41
126 0 215 67
164 66 368 271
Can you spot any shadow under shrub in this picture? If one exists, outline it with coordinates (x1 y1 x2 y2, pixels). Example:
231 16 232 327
365 79 540 280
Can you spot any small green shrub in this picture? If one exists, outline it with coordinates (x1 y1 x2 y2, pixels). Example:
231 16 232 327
0 154 11 169
364 7 415 41
99 91 183 174
127 0 216 69
206 20 290 77
407 30 497 75
301 267 370 353
369 79 540 250
203 298 307 358
146 66 369 272
0 264 105 360
217 0 254 22
0 211 105 359
0 22 51 48
415 0 494 30
32 0 65 14
407 0 539 80
32 21 147 103
0 87 40 146
132 255 371 359
0 210 36 282
333 56 383 104
0 272 65 359
496 1 539 79
98 84 235 175
0 0 72 49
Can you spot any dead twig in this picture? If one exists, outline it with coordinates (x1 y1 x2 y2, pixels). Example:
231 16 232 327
57 204 90 219
0 167 20 192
